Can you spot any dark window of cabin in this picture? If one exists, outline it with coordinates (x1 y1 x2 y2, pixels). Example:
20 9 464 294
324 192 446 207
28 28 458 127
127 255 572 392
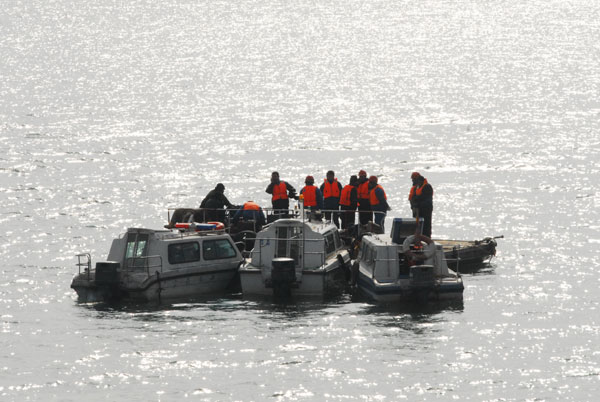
324 232 336 255
168 242 200 264
203 239 237 260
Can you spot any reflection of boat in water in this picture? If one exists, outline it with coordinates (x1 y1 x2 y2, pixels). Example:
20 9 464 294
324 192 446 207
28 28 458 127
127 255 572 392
239 218 351 298
71 225 243 303
355 233 464 303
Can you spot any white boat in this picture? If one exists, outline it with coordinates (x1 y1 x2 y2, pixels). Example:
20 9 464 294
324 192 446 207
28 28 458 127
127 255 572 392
71 224 244 303
239 218 351 297
355 233 464 303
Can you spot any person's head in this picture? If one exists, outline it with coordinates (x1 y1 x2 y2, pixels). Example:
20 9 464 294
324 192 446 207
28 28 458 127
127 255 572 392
358 170 367 178
349 175 358 186
369 175 378 185
411 171 421 185
326 170 335 181
271 171 280 182
305 175 314 185
215 183 225 193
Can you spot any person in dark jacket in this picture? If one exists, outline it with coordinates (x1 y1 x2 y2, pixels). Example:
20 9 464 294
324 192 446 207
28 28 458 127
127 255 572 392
357 170 372 225
408 172 433 237
200 183 233 222
320 170 343 227
232 201 266 230
300 176 324 211
368 176 390 231
339 175 358 230
265 171 297 220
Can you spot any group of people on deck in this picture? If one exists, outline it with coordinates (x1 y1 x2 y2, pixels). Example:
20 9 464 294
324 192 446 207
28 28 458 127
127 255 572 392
199 170 434 236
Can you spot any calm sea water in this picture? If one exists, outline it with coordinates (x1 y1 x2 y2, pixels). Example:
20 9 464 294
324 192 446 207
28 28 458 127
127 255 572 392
1 0 599 400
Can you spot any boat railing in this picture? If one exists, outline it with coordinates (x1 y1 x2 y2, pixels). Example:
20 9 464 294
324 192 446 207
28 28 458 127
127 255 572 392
76 253 92 279
250 236 327 269
125 255 164 276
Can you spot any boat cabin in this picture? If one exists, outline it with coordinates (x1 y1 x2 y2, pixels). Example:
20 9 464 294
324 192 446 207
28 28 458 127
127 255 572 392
249 219 343 272
359 234 450 283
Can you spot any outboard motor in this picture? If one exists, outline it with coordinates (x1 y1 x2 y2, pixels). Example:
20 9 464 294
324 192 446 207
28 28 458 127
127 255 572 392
409 264 435 302
270 258 296 298
94 261 121 300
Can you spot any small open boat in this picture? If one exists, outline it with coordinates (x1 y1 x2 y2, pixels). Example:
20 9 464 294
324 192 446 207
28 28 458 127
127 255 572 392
71 224 243 303
435 236 500 271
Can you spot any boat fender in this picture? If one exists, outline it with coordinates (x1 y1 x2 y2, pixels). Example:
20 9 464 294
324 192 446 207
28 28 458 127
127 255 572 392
207 221 225 230
402 235 436 260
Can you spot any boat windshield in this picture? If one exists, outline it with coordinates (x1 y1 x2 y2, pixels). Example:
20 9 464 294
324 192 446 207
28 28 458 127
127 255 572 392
124 233 149 268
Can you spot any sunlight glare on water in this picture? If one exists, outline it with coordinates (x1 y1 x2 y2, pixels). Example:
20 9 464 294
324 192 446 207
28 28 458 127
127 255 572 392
1 0 600 400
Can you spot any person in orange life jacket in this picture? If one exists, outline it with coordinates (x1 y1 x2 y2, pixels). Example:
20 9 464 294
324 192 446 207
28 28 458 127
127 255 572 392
357 170 372 225
266 171 297 219
408 172 433 237
300 175 323 211
368 175 390 231
232 201 266 228
339 175 358 230
319 170 343 227
200 183 233 222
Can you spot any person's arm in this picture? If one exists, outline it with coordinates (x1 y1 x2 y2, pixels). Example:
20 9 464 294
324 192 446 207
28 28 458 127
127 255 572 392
258 208 266 226
422 184 433 198
266 182 275 194
316 188 324 210
350 188 358 206
376 188 388 208
231 207 242 223
285 182 297 198
221 194 233 208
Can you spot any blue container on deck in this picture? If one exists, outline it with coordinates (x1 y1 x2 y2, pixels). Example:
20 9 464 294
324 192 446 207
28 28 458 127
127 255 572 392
390 218 423 244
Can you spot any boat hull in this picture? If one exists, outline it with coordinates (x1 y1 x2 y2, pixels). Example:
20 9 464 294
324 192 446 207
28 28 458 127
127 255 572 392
71 266 239 303
357 271 464 303
239 265 346 297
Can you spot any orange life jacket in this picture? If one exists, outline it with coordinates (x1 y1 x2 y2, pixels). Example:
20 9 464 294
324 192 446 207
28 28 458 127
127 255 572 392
339 185 354 206
322 179 340 199
243 201 260 211
369 185 387 206
357 181 370 200
272 182 288 201
408 179 431 200
302 185 317 207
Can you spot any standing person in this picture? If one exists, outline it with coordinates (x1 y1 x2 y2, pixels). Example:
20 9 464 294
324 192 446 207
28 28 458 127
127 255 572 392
266 171 297 220
320 170 343 227
368 176 389 231
339 175 358 230
200 183 233 222
300 175 323 211
357 170 372 225
408 172 433 237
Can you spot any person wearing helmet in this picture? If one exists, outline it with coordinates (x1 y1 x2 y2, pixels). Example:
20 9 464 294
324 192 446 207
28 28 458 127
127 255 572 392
408 172 434 237
300 175 323 211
